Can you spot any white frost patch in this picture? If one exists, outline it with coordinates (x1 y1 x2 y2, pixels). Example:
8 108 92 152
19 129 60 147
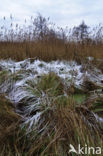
0 58 103 104
24 112 41 129
0 58 103 88
94 113 103 129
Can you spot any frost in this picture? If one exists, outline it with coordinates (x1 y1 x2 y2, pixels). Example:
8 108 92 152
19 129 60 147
0 58 103 129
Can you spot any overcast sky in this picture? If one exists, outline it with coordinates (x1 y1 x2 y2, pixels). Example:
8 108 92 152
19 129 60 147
0 0 103 28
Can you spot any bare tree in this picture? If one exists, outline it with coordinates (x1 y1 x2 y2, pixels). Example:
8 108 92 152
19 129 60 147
73 21 89 43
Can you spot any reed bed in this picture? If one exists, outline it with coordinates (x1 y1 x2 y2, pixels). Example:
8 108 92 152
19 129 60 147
0 14 103 61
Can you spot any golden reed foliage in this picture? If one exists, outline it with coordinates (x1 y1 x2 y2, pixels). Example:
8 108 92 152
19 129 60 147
0 40 103 62
0 15 103 61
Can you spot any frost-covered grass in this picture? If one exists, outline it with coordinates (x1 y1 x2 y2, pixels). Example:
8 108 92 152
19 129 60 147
0 58 103 155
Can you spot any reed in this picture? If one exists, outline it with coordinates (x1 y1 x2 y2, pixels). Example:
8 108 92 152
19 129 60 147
0 15 103 61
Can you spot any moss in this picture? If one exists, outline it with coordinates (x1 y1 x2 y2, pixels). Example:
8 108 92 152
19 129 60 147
73 94 87 104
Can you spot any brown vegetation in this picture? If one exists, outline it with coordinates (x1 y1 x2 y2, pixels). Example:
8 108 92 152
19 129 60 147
0 15 103 61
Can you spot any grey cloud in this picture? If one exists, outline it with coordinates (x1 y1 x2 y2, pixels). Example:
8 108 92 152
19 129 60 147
0 0 103 28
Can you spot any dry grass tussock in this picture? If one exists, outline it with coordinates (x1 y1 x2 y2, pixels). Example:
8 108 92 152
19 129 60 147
28 99 103 156
0 72 103 155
